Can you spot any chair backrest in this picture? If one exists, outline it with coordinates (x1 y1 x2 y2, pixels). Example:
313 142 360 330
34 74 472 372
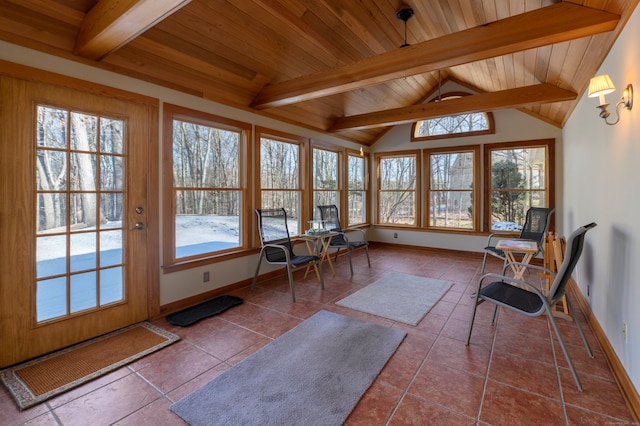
255 208 293 262
519 207 555 247
547 222 597 303
316 205 342 232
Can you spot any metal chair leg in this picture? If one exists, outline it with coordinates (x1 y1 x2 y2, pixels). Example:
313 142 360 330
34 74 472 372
285 265 296 302
252 251 265 290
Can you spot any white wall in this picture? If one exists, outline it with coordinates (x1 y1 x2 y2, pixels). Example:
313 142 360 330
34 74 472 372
371 83 562 249
563 5 640 391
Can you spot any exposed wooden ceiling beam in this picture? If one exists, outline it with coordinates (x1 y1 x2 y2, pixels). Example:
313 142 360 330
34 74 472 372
329 84 577 131
251 3 618 110
74 0 192 60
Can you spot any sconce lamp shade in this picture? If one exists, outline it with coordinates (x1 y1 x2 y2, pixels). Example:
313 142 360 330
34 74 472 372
588 74 616 103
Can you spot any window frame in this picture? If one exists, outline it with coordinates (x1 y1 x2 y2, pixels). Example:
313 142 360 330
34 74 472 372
374 150 421 227
255 127 311 237
423 145 480 232
483 139 555 233
162 103 251 273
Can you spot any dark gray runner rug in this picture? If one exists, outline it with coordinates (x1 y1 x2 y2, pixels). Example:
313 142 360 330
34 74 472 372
170 310 406 426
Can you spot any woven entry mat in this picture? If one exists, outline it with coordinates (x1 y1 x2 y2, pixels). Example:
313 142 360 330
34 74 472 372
0 321 180 410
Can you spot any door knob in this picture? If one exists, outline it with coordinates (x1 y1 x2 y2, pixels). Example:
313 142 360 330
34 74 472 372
133 222 145 230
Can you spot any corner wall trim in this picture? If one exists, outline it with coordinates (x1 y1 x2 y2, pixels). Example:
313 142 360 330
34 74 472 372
570 279 640 422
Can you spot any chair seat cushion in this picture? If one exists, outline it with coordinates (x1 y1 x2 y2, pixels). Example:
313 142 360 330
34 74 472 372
330 235 367 248
480 281 543 314
290 254 319 266
484 246 505 257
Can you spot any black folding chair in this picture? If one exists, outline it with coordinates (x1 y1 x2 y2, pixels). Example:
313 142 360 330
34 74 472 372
481 207 555 273
316 204 370 275
252 208 323 301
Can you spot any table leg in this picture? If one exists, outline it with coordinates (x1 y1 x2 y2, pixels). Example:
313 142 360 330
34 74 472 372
320 237 336 275
303 239 317 280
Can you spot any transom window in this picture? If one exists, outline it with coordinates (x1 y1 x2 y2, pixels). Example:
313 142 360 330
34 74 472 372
411 93 495 142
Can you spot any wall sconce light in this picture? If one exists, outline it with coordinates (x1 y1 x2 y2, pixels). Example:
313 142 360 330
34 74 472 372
359 146 364 156
588 74 633 125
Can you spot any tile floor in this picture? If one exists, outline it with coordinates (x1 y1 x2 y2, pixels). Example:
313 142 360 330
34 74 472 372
1 245 637 425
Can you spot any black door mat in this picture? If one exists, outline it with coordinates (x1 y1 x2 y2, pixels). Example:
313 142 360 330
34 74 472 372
166 295 243 327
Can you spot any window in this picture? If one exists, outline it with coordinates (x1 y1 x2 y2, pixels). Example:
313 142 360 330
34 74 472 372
485 140 554 231
163 104 249 270
411 93 495 142
257 129 308 235
376 151 419 225
425 146 479 230
347 150 368 226
312 145 340 208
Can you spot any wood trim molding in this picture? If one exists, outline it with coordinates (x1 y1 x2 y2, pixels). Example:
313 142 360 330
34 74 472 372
570 279 640 422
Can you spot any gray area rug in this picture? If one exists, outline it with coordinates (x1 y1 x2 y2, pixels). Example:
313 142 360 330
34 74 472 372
336 272 453 325
170 310 406 426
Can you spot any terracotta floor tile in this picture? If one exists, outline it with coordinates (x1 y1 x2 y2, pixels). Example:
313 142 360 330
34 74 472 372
565 404 636 425
190 321 269 361
112 397 186 426
441 316 494 348
53 374 161 426
559 368 636 422
426 335 491 377
389 394 476 425
480 380 566 425
0 385 50 426
344 381 403 426
488 352 561 400
134 344 221 394
408 361 485 418
492 326 555 364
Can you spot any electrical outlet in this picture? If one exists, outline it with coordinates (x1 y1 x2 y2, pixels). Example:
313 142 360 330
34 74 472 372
203 271 210 282
393 232 398 239
623 322 628 343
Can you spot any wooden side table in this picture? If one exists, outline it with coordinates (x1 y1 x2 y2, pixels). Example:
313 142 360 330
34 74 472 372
301 231 339 279
495 239 538 280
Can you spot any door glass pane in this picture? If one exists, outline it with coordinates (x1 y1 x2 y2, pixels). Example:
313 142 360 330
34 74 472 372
36 277 67 322
100 267 123 305
100 230 123 267
70 232 96 272
35 105 126 322
70 271 97 313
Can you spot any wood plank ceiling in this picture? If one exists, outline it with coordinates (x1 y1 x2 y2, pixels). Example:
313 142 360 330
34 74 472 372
1 0 638 145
